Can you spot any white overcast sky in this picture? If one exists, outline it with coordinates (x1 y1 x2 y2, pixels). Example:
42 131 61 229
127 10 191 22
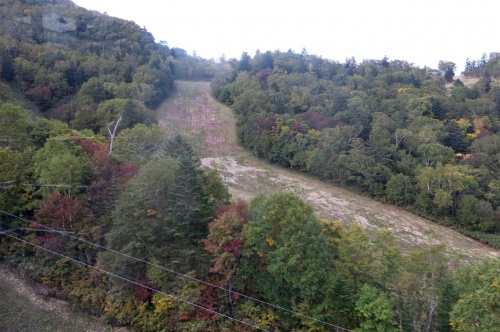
72 0 497 73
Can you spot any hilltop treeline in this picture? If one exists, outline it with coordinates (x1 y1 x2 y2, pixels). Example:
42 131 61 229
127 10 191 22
0 0 218 122
464 52 500 78
212 49 500 247
0 0 173 117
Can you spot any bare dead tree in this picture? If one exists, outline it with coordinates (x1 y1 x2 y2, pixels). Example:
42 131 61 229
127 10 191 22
108 116 122 155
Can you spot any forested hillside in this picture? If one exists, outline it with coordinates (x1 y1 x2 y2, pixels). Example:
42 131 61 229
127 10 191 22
212 50 500 248
0 0 219 119
1 0 499 331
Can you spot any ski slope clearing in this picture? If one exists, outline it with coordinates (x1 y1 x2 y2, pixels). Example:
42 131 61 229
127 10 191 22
158 81 499 263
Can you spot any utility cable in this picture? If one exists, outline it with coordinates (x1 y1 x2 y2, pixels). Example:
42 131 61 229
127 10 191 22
0 229 269 332
0 221 177 301
0 183 89 189
0 137 107 142
0 210 352 331
0 220 274 330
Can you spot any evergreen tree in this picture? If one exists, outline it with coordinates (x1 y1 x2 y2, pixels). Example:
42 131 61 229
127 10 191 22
465 58 472 72
330 276 356 328
1 54 14 81
163 134 199 166
429 97 447 120
121 99 139 129
433 274 458 332
438 60 456 82
479 53 488 67
238 52 252 72
443 121 468 153
444 67 455 82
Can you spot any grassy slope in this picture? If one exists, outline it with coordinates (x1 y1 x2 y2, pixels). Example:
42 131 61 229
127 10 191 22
0 265 110 332
158 81 499 264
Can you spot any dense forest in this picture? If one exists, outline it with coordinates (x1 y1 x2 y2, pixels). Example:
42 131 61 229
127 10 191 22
212 50 500 248
0 0 499 331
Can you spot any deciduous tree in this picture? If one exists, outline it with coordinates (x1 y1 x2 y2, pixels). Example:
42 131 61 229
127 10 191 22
240 192 334 323
450 258 500 331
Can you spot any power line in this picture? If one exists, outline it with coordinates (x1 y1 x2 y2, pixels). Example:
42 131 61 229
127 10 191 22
0 183 89 189
0 210 352 331
0 137 108 142
0 229 269 332
0 221 173 295
0 227 19 235
0 221 267 330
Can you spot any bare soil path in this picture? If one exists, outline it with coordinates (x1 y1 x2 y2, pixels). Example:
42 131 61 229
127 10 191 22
158 81 499 264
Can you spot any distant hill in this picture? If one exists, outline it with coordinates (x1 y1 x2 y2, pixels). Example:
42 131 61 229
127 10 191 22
0 0 175 126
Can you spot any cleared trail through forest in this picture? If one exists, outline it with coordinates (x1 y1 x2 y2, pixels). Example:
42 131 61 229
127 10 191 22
158 81 499 263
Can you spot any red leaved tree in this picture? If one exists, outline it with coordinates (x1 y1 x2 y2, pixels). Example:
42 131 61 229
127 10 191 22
35 192 93 252
203 199 249 287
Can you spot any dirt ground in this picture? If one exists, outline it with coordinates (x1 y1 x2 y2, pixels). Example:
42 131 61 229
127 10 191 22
158 81 499 264
444 75 494 90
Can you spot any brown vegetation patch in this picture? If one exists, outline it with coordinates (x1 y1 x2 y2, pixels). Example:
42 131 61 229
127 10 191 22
158 81 240 156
